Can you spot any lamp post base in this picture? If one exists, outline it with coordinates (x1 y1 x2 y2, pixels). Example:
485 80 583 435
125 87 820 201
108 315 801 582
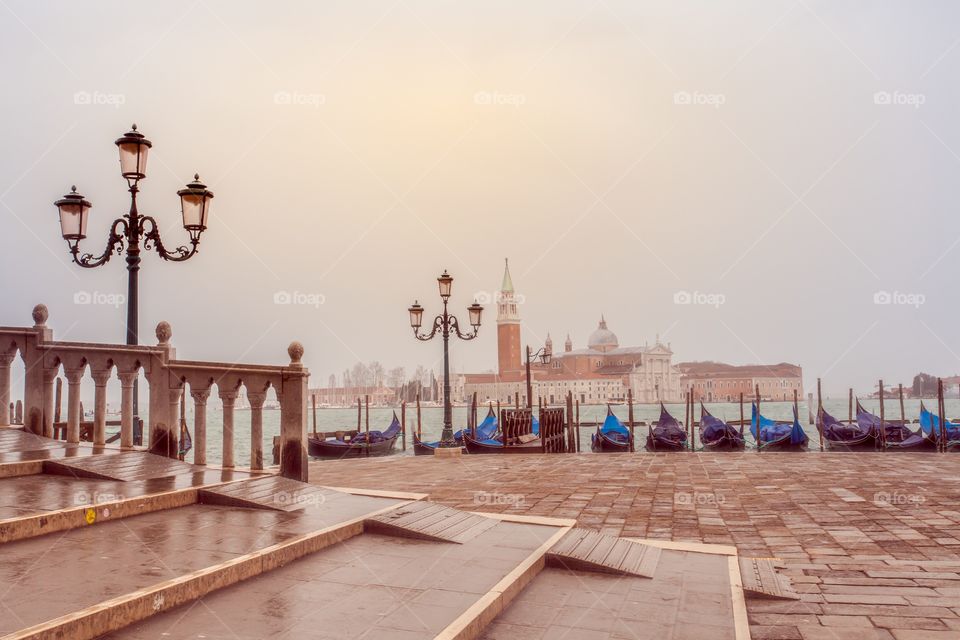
434 446 462 458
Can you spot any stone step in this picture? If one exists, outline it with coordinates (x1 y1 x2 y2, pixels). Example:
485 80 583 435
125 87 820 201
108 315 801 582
547 527 661 578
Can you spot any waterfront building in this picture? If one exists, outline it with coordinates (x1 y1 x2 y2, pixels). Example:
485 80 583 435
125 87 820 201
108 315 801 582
460 260 683 405
678 361 803 402
308 385 397 407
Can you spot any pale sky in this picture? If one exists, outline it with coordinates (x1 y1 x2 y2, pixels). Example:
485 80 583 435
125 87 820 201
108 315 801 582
2 1 960 396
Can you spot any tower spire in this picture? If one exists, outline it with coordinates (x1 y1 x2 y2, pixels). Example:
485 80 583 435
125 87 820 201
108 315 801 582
501 258 514 293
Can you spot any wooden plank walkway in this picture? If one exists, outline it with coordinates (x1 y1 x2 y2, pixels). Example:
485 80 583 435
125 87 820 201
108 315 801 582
44 451 204 482
739 557 800 600
547 527 661 578
199 476 336 512
364 500 498 543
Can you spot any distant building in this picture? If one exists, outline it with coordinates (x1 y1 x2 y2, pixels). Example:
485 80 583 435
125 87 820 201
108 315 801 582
309 386 397 407
460 260 683 405
678 361 803 402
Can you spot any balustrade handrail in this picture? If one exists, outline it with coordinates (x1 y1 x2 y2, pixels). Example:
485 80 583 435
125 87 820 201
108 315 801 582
0 305 310 481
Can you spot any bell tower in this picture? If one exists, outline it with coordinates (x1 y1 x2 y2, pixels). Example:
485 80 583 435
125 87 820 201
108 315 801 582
497 258 522 376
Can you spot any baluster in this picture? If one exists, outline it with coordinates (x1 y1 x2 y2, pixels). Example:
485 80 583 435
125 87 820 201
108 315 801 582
168 386 183 454
247 391 266 470
65 368 84 444
220 389 237 468
0 351 13 426
41 368 57 438
90 370 112 446
118 372 138 448
191 388 211 465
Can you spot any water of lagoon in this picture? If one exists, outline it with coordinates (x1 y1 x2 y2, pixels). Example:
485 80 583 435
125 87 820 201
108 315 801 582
114 397 957 468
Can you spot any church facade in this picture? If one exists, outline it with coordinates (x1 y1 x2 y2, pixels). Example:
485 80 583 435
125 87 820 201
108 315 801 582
459 260 683 405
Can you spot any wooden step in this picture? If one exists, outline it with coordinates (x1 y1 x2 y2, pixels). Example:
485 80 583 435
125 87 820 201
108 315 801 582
739 557 800 600
199 476 336 512
364 500 498 543
547 527 661 578
44 452 201 482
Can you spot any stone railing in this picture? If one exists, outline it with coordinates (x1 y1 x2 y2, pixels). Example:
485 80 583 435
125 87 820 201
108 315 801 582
0 305 309 481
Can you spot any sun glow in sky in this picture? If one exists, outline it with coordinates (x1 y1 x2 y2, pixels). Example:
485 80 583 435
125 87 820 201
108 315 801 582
2 1 960 395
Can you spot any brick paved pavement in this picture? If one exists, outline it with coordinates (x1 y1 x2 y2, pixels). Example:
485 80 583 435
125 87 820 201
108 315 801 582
310 452 960 639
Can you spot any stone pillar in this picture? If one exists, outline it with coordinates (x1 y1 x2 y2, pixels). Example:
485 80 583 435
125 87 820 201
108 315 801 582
148 321 176 458
220 389 237 468
41 368 57 438
65 368 84 444
90 370 111 446
0 351 14 427
168 386 183 455
247 391 266 471
118 372 138 449
279 342 308 482
15 401 22 424
191 388 211 465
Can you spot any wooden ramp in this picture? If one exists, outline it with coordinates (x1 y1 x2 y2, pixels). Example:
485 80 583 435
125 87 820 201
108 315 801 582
739 557 800 600
364 501 498 543
547 528 661 578
0 429 69 454
44 451 199 481
199 476 336 512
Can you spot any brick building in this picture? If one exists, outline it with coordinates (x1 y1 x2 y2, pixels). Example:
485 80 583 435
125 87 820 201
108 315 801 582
678 361 803 402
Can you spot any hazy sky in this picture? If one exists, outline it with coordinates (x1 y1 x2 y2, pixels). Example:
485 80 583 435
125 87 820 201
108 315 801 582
2 1 960 396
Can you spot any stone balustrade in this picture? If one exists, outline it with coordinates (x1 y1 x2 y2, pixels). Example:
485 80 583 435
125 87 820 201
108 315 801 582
0 305 309 481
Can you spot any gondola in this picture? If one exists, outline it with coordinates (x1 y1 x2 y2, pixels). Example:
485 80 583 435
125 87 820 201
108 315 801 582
819 405 875 450
412 407 499 455
645 404 687 452
751 404 807 451
855 400 917 449
915 403 960 451
462 414 542 455
591 406 632 452
308 412 401 459
699 404 745 451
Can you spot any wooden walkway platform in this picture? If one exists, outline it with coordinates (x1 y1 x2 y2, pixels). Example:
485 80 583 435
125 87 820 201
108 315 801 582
364 500 499 543
739 556 800 600
44 450 210 481
546 527 661 578
199 475 336 512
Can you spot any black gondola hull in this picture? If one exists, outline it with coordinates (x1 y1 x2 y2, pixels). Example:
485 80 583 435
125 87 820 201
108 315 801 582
308 435 399 459
591 430 632 453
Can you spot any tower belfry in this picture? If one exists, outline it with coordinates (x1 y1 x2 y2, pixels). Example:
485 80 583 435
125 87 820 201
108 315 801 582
497 258 522 376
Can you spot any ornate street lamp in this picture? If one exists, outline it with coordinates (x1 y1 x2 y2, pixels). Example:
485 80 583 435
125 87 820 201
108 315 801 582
525 344 552 409
408 270 483 446
55 124 214 433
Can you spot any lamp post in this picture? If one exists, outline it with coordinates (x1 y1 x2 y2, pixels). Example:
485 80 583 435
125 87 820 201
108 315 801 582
525 345 552 408
55 124 214 432
408 271 483 446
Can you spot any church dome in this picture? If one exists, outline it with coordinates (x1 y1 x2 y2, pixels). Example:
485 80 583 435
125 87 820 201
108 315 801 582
587 316 618 352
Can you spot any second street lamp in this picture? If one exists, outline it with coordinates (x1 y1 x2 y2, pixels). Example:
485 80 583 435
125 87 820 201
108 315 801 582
408 270 483 446
525 344 552 409
55 124 214 453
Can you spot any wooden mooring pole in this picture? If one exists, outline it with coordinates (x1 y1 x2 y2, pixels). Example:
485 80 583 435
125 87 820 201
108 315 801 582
816 379 824 451
627 388 635 453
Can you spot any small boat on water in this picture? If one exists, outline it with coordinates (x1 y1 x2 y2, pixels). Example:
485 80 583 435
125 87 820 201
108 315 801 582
699 404 745 451
591 406 632 452
915 403 960 451
819 405 875 450
463 411 542 454
751 404 807 451
307 412 401 459
853 401 917 449
645 404 687 452
412 407 499 455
